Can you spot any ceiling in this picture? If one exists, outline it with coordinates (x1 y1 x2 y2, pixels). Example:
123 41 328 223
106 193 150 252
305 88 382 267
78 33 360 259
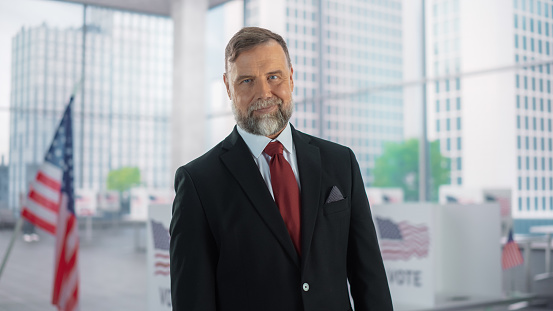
55 0 232 16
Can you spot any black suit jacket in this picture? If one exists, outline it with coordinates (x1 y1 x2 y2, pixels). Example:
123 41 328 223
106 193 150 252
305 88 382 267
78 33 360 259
170 126 393 311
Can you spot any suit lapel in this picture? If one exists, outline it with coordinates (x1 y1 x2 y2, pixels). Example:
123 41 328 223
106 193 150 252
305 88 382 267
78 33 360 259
292 127 322 272
220 127 300 267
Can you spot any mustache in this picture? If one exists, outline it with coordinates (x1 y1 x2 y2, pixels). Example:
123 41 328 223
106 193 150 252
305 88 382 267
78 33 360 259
248 98 283 115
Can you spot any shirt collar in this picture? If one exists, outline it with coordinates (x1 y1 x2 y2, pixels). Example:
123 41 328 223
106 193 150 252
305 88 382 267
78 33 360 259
236 123 294 158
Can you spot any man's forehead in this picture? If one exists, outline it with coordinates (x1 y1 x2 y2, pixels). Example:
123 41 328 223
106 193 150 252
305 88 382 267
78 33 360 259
227 41 288 73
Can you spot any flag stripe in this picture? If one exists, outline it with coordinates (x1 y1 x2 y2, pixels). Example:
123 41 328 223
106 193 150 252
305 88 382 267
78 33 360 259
36 171 62 191
31 181 61 203
155 262 170 268
23 198 58 226
28 189 59 213
21 209 56 235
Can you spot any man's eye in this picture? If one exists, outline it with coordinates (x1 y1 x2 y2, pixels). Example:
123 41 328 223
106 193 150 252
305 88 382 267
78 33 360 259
269 75 278 80
242 79 252 84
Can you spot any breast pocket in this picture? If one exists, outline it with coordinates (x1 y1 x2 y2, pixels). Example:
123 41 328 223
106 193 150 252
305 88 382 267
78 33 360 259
323 197 349 215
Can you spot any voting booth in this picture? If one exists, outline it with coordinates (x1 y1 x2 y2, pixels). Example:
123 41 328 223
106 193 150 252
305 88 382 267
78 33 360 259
439 186 512 237
366 187 404 205
146 203 173 311
372 203 502 310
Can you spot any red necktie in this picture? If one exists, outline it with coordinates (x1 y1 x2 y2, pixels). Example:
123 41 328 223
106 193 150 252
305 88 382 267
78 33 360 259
264 141 301 255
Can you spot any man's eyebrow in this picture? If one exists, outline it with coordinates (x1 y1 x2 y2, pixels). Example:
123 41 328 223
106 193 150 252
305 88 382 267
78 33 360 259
235 74 254 81
267 70 283 76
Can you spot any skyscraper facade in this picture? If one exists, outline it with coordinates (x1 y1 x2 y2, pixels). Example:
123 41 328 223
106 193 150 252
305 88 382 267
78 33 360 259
427 0 553 229
8 7 172 210
237 0 404 186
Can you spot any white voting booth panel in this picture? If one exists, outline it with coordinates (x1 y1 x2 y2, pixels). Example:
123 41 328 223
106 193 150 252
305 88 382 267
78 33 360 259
75 188 98 216
366 187 404 205
146 204 173 311
130 188 175 221
372 203 501 310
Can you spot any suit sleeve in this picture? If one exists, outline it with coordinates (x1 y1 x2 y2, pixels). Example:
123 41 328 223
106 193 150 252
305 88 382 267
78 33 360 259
170 167 218 311
346 149 394 311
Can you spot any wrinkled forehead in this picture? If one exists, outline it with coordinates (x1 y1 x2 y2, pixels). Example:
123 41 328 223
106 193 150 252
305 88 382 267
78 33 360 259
226 40 290 73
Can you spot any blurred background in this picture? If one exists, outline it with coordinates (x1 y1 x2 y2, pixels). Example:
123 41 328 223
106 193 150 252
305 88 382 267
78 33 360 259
1 0 553 310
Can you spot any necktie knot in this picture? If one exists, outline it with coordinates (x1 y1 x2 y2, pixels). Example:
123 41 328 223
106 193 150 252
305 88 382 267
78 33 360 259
264 141 284 157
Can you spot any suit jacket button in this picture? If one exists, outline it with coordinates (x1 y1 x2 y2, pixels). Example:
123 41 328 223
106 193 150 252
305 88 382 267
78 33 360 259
302 283 309 292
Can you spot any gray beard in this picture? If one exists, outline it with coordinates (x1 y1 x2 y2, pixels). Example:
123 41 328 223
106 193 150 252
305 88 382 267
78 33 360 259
232 97 294 137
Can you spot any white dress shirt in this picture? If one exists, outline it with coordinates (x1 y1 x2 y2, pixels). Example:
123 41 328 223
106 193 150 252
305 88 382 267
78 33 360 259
236 123 300 199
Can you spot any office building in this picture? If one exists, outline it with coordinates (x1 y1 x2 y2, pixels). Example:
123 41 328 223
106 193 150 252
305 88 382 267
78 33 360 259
426 0 553 229
8 6 173 210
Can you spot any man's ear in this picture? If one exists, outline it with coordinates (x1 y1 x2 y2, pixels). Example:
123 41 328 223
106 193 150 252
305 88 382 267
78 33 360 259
289 67 294 93
223 73 231 99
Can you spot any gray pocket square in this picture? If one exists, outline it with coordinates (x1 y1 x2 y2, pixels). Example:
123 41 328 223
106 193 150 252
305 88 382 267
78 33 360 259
326 186 344 203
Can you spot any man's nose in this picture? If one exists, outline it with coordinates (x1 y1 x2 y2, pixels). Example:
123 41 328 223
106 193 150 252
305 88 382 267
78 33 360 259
256 79 272 100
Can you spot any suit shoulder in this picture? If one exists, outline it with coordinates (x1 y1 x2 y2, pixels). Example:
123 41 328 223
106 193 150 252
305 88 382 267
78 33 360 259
176 140 226 177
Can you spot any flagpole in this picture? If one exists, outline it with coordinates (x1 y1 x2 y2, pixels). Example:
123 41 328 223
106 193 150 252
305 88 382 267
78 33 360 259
0 217 24 281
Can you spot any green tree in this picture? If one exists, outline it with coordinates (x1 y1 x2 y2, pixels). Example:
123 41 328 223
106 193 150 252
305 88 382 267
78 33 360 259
373 139 449 201
106 167 141 192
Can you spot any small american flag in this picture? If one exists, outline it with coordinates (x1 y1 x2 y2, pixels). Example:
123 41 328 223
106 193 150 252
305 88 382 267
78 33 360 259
376 217 430 261
502 229 524 270
21 97 79 311
151 220 170 276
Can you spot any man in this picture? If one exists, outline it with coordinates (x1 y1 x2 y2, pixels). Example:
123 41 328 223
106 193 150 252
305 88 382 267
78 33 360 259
170 27 393 311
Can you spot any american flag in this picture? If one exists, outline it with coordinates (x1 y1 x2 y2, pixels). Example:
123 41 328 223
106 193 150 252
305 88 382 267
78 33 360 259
376 217 430 261
21 97 79 311
502 229 524 270
151 219 170 276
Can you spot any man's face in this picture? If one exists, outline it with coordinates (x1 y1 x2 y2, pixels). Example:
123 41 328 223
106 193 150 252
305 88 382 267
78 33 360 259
223 40 294 138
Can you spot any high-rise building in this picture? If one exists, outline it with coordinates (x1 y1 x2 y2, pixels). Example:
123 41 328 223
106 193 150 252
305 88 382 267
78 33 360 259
8 7 173 211
207 0 404 187
426 0 553 229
